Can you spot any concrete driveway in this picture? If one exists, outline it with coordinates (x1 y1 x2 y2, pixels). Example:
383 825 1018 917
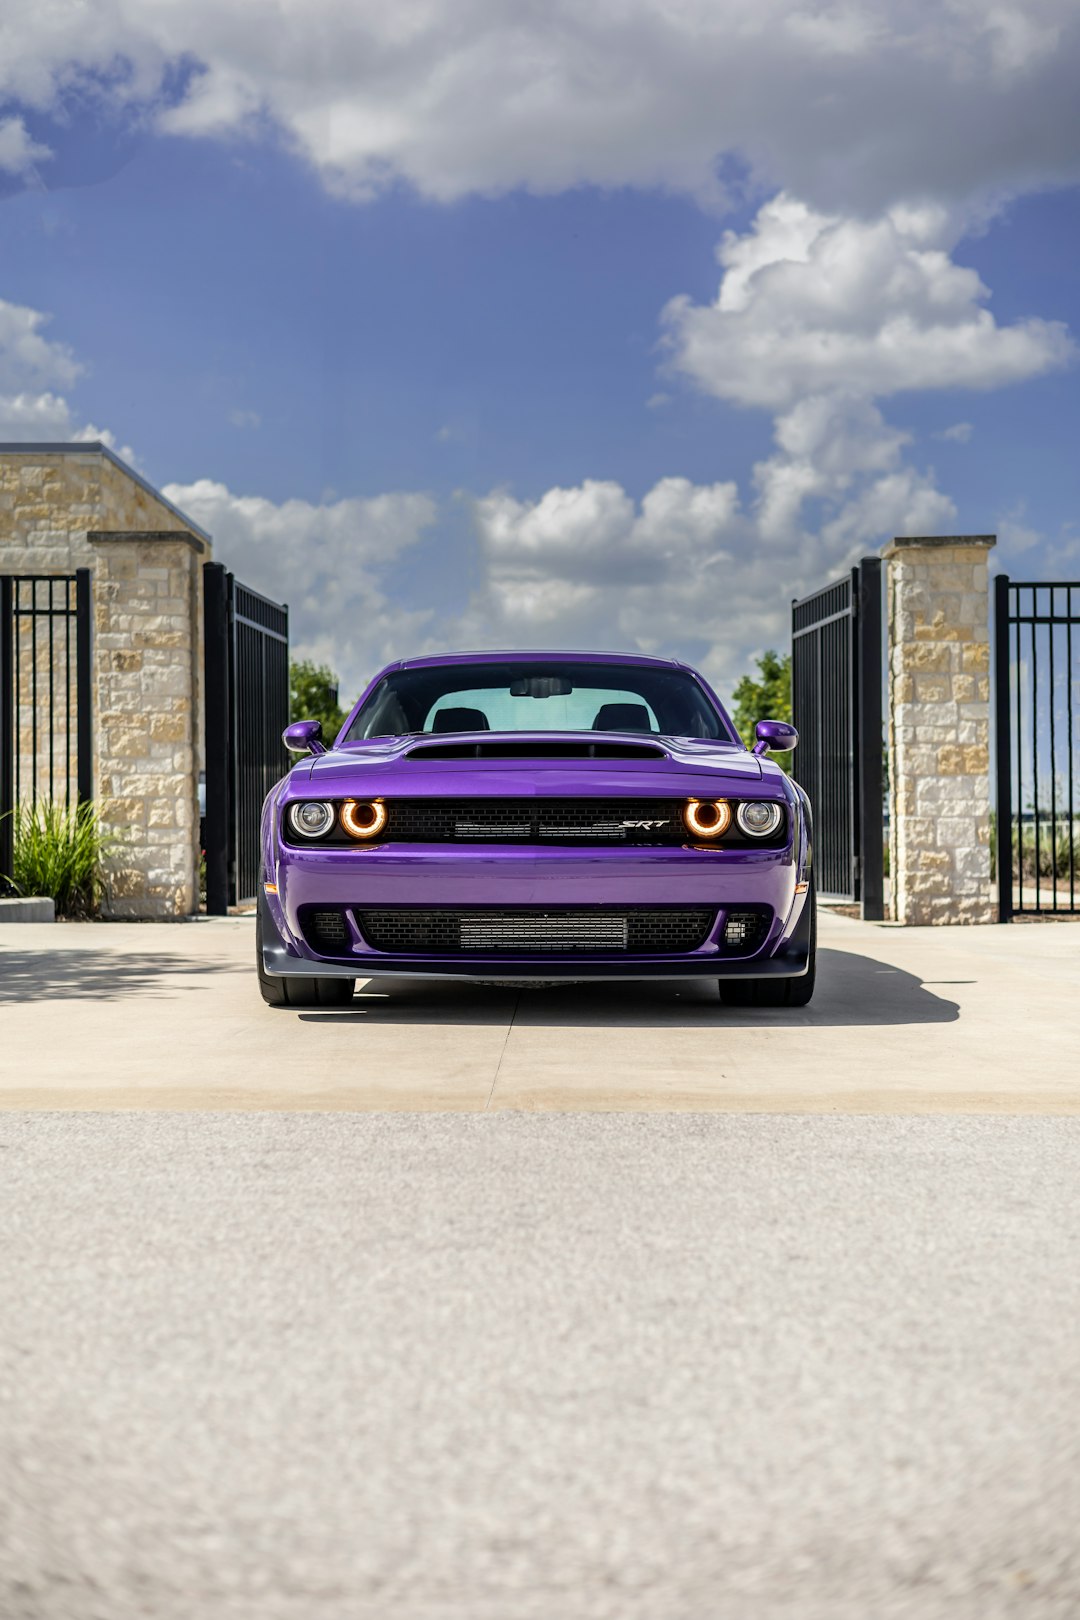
1 910 1078 1113
4 914 1080 1619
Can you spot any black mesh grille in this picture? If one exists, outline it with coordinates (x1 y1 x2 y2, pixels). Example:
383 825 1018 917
300 908 349 952
385 799 687 845
354 908 715 955
718 908 772 955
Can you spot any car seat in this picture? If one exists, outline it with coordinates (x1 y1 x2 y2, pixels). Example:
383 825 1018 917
431 706 491 732
591 702 653 732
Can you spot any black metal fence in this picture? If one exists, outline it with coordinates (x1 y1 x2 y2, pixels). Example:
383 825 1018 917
204 563 289 912
791 558 884 915
0 570 93 885
994 575 1079 920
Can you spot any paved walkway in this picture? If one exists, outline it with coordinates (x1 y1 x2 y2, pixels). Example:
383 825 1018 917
4 917 1079 1618
3 1111 1080 1620
2 911 1078 1112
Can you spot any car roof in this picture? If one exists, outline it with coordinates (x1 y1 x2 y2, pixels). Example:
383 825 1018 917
395 649 685 671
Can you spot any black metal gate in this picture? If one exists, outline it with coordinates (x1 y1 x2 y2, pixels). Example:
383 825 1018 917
203 563 289 913
993 575 1079 920
0 570 93 886
791 558 884 916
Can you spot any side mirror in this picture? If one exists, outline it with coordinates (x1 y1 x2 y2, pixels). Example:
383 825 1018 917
283 719 327 756
752 719 798 756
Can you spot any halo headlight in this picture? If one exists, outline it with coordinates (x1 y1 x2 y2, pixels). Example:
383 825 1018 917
288 800 335 839
736 800 783 838
683 798 732 839
341 799 387 840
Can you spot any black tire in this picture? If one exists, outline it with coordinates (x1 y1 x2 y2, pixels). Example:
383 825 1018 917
719 882 816 1008
256 900 356 1008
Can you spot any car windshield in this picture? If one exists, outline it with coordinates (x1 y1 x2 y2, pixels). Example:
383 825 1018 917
345 660 732 741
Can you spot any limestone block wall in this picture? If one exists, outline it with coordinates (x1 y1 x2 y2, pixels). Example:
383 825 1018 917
87 531 206 918
884 535 995 925
1 445 211 918
0 446 194 574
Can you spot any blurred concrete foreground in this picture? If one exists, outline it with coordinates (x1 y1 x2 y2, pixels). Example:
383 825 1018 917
1 911 1079 1620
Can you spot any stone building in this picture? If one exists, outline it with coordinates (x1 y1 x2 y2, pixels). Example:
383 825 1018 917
1 442 210 917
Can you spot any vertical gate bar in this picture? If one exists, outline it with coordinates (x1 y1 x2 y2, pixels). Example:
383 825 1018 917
203 562 230 915
0 576 13 884
13 580 20 807
1069 589 1075 912
857 558 884 920
75 569 93 805
993 573 1013 922
1015 590 1023 916
1031 589 1040 911
65 576 72 802
226 571 237 908
30 578 39 804
1049 591 1058 910
849 569 860 903
47 578 55 804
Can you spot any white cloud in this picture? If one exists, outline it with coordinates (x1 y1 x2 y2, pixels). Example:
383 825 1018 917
2 2 1080 212
457 415 954 698
938 421 974 443
473 476 740 592
162 478 438 698
228 407 261 429
0 294 140 460
663 194 1074 410
0 115 51 176
0 298 81 395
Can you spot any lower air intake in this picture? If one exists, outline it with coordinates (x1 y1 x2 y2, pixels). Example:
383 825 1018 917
301 908 349 952
355 908 715 955
720 908 772 955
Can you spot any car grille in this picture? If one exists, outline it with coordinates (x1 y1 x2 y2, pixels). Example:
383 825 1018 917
384 799 686 845
303 908 349 952
719 908 772 955
355 908 716 955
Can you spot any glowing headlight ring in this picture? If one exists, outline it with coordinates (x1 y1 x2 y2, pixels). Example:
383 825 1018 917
684 798 732 839
341 799 388 840
288 801 335 839
736 801 783 838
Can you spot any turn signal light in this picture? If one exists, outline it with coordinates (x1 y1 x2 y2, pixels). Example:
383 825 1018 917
683 798 732 839
340 799 387 840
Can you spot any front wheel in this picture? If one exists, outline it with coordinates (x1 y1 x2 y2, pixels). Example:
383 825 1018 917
256 900 356 1008
719 883 816 1008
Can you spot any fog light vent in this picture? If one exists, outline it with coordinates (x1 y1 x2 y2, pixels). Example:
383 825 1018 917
307 908 348 951
722 910 770 954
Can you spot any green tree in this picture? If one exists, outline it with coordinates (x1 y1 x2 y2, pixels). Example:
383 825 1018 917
730 650 792 756
290 659 347 740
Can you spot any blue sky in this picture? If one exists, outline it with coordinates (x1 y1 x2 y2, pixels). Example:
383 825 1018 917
2 2 1079 701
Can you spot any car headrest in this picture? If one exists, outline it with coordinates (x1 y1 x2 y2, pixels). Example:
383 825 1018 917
592 702 653 733
431 706 490 733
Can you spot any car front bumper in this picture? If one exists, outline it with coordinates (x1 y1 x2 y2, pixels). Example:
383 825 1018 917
260 842 813 981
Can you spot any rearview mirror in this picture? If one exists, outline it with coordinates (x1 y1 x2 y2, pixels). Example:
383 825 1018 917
752 719 798 755
510 676 573 698
283 719 327 756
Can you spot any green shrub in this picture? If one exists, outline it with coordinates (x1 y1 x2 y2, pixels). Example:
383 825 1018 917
7 800 113 918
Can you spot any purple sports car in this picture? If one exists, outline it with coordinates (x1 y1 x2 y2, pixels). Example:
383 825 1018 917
257 651 814 1008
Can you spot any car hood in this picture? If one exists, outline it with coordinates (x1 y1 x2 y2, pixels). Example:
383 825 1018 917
286 730 767 800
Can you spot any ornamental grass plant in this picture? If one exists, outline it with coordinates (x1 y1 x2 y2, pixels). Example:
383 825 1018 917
7 799 113 918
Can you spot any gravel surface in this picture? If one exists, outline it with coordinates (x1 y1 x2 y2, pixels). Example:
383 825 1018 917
2 1112 1079 1620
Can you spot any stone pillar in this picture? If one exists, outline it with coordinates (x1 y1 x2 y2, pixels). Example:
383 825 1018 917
86 529 207 918
884 535 995 925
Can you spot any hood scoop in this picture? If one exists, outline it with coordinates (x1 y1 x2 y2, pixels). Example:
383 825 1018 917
405 738 667 762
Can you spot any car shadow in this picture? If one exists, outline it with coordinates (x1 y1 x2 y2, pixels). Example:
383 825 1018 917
0 948 246 1002
298 946 961 1030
